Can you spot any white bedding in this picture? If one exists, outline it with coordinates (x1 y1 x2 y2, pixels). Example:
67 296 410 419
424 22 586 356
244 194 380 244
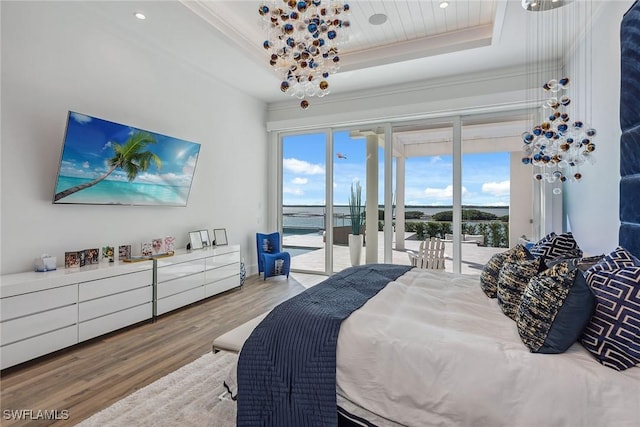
336 268 640 427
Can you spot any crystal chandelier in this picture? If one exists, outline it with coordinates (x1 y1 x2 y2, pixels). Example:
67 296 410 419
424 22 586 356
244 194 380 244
521 77 597 194
258 1 351 109
521 0 596 194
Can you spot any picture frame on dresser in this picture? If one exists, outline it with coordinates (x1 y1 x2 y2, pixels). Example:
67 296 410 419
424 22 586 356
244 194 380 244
189 231 203 250
213 228 228 246
199 230 210 247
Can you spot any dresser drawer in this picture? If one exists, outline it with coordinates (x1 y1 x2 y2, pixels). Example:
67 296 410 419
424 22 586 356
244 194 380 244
205 262 240 284
1 325 77 370
156 259 205 283
157 272 204 299
157 288 203 315
204 252 240 270
1 285 76 322
204 274 239 298
79 270 151 301
1 304 77 346
79 286 152 322
79 302 152 341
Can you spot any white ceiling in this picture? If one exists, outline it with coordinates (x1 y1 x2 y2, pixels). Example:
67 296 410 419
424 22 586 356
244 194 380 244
81 0 600 106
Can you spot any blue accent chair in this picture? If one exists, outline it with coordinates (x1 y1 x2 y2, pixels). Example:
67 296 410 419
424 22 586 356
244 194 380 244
256 232 291 280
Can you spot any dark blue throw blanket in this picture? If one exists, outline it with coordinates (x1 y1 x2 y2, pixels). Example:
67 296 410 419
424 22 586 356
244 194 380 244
236 264 412 427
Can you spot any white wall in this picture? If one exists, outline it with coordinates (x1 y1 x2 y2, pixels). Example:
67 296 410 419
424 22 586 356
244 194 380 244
563 0 634 256
1 2 268 275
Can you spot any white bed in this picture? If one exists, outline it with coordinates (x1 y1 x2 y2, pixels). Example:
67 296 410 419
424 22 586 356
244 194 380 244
335 268 640 427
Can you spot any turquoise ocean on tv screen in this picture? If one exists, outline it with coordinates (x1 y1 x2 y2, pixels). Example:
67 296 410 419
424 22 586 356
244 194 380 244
54 176 191 206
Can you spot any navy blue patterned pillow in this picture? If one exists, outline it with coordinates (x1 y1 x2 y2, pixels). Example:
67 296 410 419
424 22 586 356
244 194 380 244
529 232 556 258
497 254 544 320
517 262 595 353
545 254 605 272
531 232 582 261
581 265 640 370
480 244 530 298
585 246 640 283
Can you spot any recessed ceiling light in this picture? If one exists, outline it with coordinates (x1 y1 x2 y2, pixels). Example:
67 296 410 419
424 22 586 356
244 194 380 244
439 1 449 9
368 13 387 26
134 12 146 20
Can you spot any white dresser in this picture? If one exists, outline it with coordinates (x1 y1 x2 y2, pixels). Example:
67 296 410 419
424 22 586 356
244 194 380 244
155 245 241 316
0 262 153 369
0 244 241 370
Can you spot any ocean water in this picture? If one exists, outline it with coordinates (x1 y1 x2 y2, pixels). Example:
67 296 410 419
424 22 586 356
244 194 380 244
283 205 509 232
54 176 191 206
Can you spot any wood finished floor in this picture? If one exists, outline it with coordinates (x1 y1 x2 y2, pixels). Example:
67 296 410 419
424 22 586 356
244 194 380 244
0 275 306 426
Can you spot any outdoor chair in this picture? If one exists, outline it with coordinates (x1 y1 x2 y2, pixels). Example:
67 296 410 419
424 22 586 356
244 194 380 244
407 237 446 270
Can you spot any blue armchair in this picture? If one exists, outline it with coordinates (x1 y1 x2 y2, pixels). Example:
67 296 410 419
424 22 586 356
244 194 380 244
256 232 291 280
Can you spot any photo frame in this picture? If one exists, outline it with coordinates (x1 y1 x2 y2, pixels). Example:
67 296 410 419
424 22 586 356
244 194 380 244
151 238 165 255
164 236 176 253
119 245 131 261
141 241 153 257
213 228 228 246
189 231 203 250
65 251 80 269
199 229 210 247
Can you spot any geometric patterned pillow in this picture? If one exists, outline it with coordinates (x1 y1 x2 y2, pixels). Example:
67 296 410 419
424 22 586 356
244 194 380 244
545 254 605 272
517 262 596 353
575 254 607 272
480 244 531 298
497 255 544 320
585 246 640 284
581 265 640 370
530 232 583 261
529 232 557 257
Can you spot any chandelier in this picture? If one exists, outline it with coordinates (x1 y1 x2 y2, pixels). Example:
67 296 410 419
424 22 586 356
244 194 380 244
522 0 573 12
521 77 597 194
521 0 596 194
258 1 351 109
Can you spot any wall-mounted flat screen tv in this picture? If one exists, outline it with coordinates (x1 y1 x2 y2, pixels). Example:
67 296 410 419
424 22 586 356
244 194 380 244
53 111 201 206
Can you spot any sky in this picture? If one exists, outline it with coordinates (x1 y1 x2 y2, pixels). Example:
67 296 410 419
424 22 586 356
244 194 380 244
283 130 510 206
56 112 201 187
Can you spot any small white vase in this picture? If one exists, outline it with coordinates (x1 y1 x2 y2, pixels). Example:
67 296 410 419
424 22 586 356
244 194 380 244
348 234 364 266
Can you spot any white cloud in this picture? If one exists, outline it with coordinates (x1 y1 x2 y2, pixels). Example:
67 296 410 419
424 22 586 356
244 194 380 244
283 186 304 196
283 158 324 175
182 155 198 175
422 185 469 200
70 112 92 124
292 177 308 185
82 161 90 169
482 180 510 197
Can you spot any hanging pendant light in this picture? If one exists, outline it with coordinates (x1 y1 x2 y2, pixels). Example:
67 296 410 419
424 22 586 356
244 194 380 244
522 0 573 12
521 0 595 194
259 1 351 110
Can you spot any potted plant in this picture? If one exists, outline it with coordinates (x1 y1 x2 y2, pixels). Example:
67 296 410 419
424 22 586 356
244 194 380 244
348 180 364 266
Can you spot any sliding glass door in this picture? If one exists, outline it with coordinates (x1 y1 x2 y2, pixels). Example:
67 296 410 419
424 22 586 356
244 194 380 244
277 113 532 276
281 132 328 274
280 127 395 275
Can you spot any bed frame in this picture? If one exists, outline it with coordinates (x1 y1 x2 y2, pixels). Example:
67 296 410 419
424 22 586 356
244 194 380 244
620 0 640 259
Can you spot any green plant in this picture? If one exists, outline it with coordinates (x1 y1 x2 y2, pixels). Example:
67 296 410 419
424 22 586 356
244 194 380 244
349 181 364 235
405 211 424 219
432 209 498 222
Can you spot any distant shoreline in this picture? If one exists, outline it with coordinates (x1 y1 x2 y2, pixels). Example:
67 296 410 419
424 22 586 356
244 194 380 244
283 204 509 209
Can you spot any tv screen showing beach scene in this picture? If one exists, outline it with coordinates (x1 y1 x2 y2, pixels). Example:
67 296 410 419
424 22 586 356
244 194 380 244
53 111 201 206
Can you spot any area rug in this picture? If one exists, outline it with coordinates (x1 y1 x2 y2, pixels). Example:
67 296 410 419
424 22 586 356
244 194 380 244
76 351 237 427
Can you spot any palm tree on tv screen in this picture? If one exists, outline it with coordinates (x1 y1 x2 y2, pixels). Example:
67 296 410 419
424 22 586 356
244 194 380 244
54 131 162 202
